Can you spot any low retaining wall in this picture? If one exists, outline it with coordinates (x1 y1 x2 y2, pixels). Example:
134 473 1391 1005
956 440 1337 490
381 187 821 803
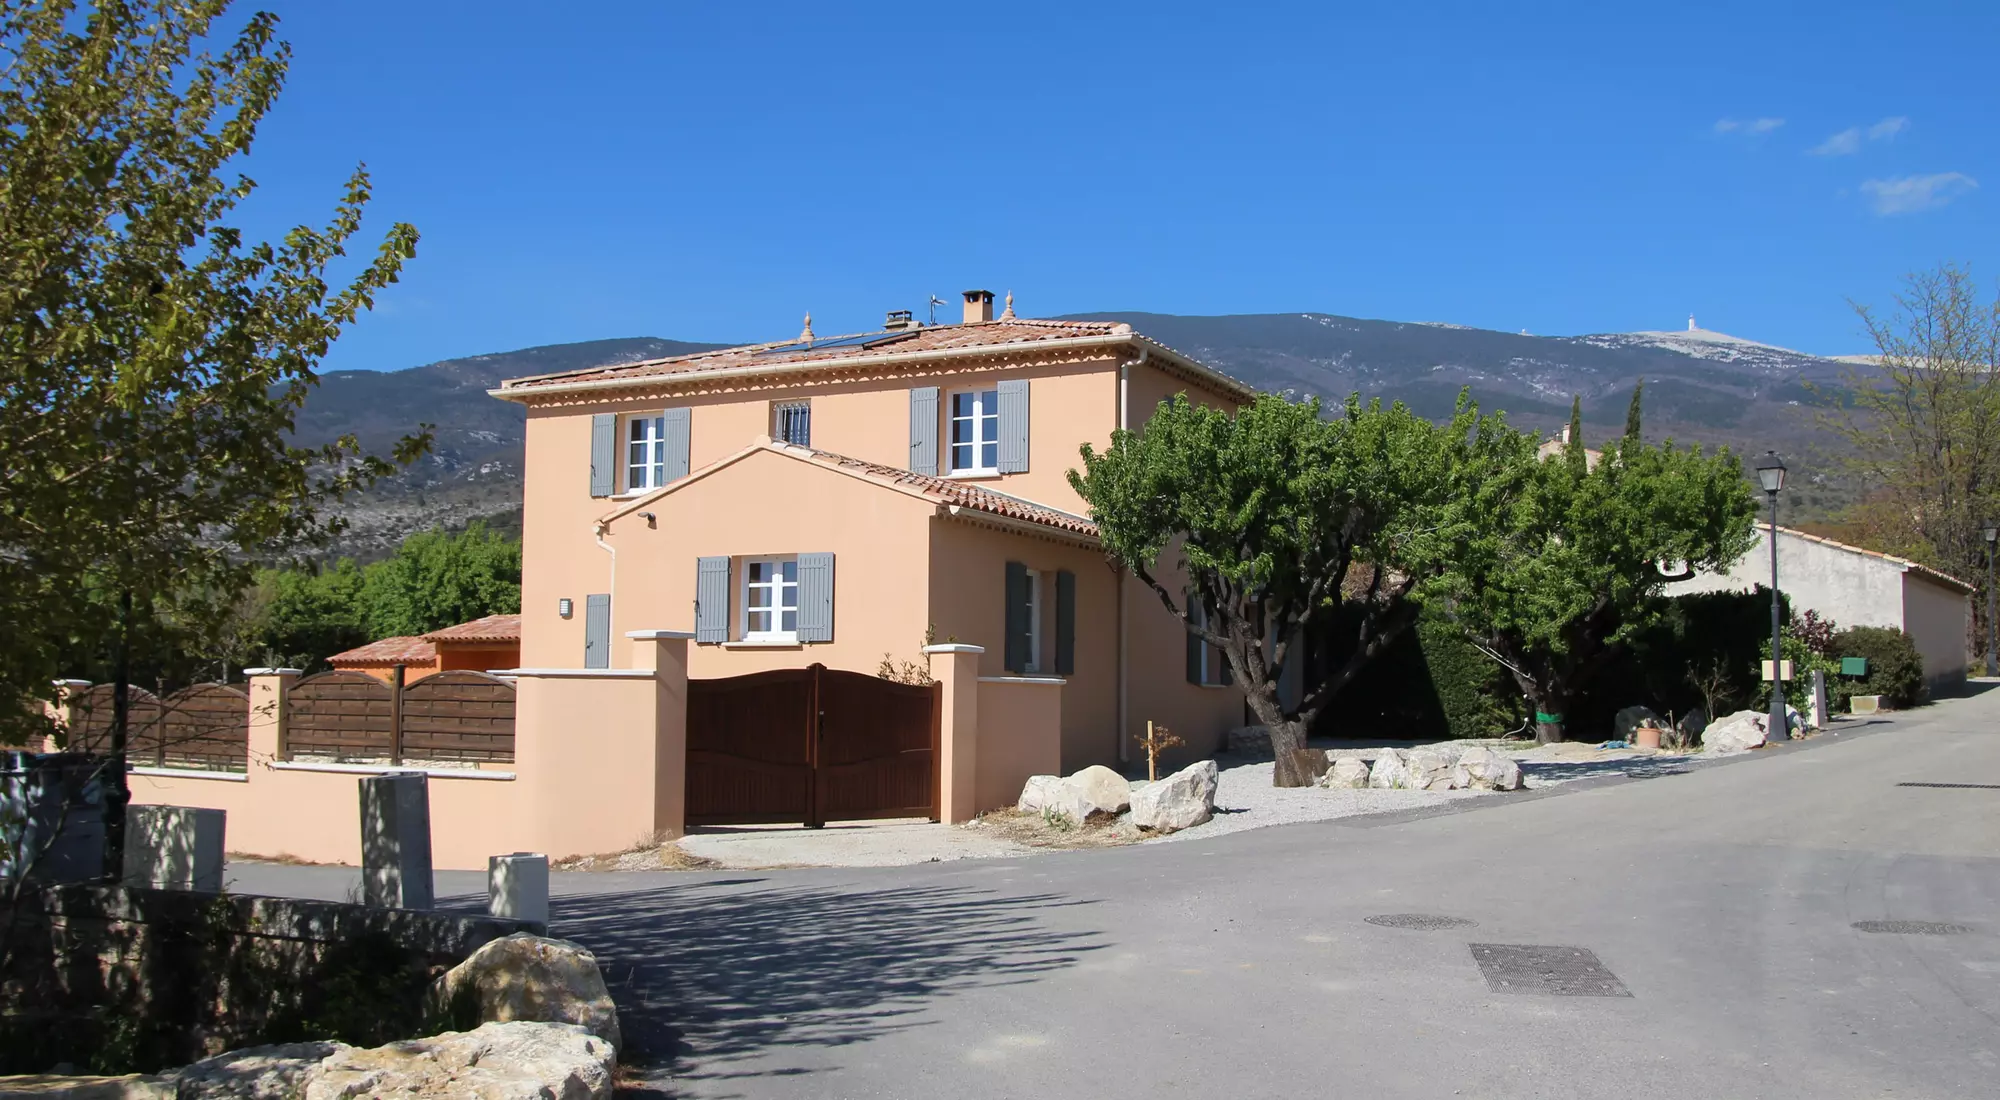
0 883 540 1075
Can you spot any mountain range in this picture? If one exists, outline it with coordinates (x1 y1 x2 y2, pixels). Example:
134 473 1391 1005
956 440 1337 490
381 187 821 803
298 314 1859 557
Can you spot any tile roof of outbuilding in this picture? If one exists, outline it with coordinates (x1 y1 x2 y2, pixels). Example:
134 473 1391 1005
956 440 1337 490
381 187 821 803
1776 526 1974 594
420 614 523 645
327 636 436 667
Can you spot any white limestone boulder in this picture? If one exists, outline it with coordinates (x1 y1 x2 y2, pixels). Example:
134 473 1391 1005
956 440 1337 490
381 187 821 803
1368 749 1412 789
1065 765 1133 818
1016 774 1065 813
1701 709 1769 756
176 1041 350 1099
1131 760 1218 833
1450 746 1523 791
1321 757 1371 789
426 933 621 1052
1403 745 1462 791
301 1021 614 1100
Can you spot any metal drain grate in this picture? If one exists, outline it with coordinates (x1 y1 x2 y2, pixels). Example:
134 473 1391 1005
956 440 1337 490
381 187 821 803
1852 920 1973 935
1897 782 2000 789
1470 943 1632 997
1364 914 1476 931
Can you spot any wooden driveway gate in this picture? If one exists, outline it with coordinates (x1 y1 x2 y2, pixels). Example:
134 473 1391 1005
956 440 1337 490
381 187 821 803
685 664 939 827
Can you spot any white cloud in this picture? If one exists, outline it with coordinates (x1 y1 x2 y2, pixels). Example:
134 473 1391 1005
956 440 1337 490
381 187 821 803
1715 117 1786 135
1867 116 1909 140
1812 116 1910 155
1860 172 1978 215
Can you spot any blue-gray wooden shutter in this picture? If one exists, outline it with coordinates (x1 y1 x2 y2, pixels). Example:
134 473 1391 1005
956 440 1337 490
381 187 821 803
695 556 730 643
1004 561 1030 673
1054 569 1076 675
797 552 834 642
909 387 939 475
996 379 1029 473
584 593 611 668
589 414 617 497
662 407 691 483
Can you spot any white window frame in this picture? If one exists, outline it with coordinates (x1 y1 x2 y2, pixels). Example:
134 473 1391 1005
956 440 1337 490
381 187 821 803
625 412 667 492
741 557 800 642
1022 568 1043 673
773 400 811 447
948 388 1001 476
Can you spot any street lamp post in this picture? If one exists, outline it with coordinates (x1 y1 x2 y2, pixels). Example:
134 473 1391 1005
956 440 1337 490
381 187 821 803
1984 523 1998 678
1755 452 1789 741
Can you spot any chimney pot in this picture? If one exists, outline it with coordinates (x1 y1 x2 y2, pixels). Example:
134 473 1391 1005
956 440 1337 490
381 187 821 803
962 289 994 324
884 309 914 330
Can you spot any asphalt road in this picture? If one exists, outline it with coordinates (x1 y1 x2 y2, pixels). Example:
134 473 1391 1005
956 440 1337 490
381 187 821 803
232 691 2000 1099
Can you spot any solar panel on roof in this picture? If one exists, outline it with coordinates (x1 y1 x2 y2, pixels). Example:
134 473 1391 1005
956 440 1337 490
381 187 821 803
753 329 919 357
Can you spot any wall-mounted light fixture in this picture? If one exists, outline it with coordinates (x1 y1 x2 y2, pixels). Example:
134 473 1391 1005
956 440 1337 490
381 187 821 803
558 598 574 619
639 511 657 529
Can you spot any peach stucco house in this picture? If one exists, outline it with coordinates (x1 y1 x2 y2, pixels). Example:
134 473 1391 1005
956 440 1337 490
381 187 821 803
489 291 1253 789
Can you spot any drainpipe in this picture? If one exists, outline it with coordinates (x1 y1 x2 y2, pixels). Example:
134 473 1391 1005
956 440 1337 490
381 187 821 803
1115 352 1143 765
594 520 616 656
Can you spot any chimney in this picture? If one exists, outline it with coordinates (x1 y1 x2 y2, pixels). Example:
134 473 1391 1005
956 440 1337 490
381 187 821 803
962 289 994 324
883 309 914 330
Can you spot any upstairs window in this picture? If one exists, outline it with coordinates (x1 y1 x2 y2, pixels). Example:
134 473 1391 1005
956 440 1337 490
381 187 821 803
627 414 667 490
773 400 812 447
743 558 800 642
950 389 999 474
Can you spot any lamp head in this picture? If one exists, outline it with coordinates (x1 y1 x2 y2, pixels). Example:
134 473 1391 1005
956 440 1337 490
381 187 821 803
1984 523 1998 545
1754 450 1787 494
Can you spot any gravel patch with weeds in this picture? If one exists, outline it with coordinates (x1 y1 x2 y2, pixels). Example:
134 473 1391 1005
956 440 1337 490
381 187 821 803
1145 758 1488 844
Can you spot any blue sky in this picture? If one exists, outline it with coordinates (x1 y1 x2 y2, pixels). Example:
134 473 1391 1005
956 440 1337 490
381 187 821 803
236 0 1996 369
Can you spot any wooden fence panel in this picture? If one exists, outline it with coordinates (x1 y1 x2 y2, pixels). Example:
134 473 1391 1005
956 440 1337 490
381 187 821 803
285 671 394 760
159 684 250 771
400 671 516 763
65 685 166 761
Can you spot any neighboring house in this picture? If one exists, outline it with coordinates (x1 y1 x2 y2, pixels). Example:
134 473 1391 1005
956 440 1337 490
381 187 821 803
488 290 1252 782
1534 423 1602 468
327 613 522 683
1665 526 1971 694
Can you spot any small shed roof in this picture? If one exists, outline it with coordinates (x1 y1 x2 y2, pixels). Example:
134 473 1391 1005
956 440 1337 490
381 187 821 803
1778 526 1973 595
327 636 436 668
421 614 523 645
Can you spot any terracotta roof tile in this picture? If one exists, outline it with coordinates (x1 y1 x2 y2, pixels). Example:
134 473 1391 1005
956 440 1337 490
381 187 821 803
498 318 1131 392
420 614 523 644
797 448 1100 539
327 636 436 667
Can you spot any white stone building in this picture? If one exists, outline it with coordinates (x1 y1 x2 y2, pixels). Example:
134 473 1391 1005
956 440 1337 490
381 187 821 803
1666 525 1973 695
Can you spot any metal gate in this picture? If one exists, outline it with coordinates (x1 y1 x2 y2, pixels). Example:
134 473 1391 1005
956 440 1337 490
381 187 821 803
685 664 939 827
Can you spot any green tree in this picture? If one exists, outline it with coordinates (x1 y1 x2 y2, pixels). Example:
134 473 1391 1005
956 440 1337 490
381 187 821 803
1438 429 1759 742
1070 392 1514 786
252 559 370 672
1815 263 2000 654
0 2 424 861
361 523 521 639
1623 380 1644 443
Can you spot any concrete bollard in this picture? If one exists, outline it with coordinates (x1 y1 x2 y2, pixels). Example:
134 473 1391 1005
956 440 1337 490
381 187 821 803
1809 669 1831 729
489 852 551 925
359 772 434 910
122 805 225 892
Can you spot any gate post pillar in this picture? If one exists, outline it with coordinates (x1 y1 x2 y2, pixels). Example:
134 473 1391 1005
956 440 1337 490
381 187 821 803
243 668 302 764
925 644 986 823
628 630 693 840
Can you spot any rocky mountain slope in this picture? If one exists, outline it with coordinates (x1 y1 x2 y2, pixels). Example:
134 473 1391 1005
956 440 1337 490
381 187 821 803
301 315 1859 557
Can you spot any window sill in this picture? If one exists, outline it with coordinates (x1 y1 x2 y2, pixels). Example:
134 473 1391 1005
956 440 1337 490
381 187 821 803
1195 682 1233 690
722 639 804 649
979 675 1066 685
943 469 1003 480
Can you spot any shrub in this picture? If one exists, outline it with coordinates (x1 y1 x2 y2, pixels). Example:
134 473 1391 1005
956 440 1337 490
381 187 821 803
1829 626 1926 709
1761 633 1839 712
1415 613 1519 738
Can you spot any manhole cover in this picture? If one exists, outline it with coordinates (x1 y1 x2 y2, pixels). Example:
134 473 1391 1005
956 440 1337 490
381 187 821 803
1469 943 1632 997
1852 920 1973 935
1364 913 1476 931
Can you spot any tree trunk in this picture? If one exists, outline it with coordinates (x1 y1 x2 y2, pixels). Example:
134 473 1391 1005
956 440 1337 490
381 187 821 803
1531 690 1569 744
1268 718 1318 787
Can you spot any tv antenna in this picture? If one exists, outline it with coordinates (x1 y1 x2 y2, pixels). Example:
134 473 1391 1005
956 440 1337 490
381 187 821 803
927 294 946 325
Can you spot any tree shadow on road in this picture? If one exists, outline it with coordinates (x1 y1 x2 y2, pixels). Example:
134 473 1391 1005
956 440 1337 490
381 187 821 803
543 879 1105 1098
1520 756 1693 784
